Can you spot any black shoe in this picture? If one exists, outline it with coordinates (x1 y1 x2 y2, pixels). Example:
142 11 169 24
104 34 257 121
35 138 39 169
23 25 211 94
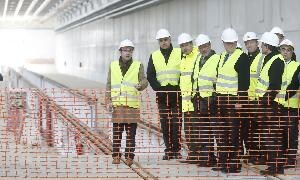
197 159 217 167
198 161 212 167
179 157 199 164
173 153 182 159
260 169 284 176
162 151 175 160
284 161 296 169
287 160 296 165
211 167 226 171
221 168 241 173
284 165 296 169
162 155 173 160
198 162 208 167
179 159 199 164
207 160 217 167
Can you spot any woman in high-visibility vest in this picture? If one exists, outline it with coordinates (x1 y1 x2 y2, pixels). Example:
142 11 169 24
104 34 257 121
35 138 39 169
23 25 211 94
106 39 148 166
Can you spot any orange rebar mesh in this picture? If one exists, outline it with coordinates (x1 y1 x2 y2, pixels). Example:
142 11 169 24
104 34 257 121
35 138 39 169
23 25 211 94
0 88 299 178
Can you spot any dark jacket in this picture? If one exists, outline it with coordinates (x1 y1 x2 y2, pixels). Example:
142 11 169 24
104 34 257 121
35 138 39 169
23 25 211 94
191 50 218 87
234 51 250 95
217 49 250 102
147 44 180 92
147 44 181 106
192 50 219 113
248 48 260 65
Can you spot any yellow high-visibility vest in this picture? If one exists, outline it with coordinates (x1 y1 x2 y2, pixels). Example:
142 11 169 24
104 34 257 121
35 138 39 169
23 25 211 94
216 49 243 95
275 60 300 108
110 60 141 108
152 48 181 86
255 54 283 98
248 53 263 100
180 47 198 112
192 53 220 98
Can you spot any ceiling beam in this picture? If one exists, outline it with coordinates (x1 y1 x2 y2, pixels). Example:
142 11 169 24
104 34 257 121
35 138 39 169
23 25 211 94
40 0 74 23
14 0 25 17
24 0 39 17
32 0 51 17
2 0 9 18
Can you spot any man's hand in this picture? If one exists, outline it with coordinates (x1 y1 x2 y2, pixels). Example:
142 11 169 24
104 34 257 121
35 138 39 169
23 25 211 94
135 83 142 90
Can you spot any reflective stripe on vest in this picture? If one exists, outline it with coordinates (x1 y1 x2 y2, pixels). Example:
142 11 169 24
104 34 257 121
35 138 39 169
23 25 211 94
216 49 243 95
180 47 198 112
248 53 263 100
110 60 141 108
255 54 283 97
152 48 181 86
275 61 300 108
285 93 300 108
192 53 220 98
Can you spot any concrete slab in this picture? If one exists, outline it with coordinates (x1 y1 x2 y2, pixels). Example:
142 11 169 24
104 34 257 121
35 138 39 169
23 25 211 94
23 64 105 88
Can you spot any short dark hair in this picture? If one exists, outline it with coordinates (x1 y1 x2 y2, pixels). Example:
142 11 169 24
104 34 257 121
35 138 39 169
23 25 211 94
265 44 277 52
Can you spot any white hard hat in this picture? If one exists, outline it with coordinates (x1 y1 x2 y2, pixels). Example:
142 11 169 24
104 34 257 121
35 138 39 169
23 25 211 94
259 32 279 47
270 26 284 36
156 29 171 40
195 34 210 46
178 33 193 45
243 32 258 42
280 39 294 49
119 39 134 49
221 28 238 42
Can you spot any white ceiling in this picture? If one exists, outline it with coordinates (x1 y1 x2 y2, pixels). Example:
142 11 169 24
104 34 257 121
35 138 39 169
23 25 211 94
0 0 162 30
0 0 66 29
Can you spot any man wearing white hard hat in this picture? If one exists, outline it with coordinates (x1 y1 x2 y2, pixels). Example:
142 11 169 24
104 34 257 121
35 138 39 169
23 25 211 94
213 28 250 173
270 26 285 43
242 32 263 162
270 26 297 61
176 33 200 164
255 32 285 175
147 29 183 160
106 39 148 166
276 39 300 169
191 34 220 167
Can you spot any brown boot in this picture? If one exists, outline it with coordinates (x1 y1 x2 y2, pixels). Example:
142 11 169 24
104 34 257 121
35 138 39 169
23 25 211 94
112 157 120 164
125 158 133 166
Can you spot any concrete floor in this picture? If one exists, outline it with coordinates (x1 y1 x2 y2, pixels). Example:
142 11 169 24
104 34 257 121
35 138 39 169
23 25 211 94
1 64 299 179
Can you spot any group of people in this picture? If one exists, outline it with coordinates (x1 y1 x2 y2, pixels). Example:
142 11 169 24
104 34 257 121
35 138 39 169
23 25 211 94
106 26 299 176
